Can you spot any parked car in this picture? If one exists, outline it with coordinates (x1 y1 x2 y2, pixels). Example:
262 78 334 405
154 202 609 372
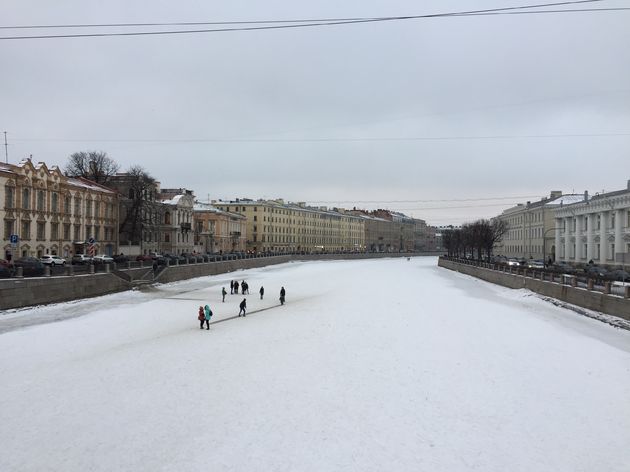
72 254 93 265
13 257 45 276
507 258 521 267
92 255 114 264
605 269 630 282
181 253 203 263
526 259 545 269
585 265 608 279
162 253 186 264
136 255 153 262
152 254 167 265
113 254 129 263
40 255 66 266
551 262 576 275
0 259 13 278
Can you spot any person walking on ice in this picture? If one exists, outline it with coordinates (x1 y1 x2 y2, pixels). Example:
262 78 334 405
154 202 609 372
239 298 247 317
198 306 205 329
203 304 213 330
234 281 239 295
222 287 227 302
230 280 234 294
259 286 264 300
279 287 286 305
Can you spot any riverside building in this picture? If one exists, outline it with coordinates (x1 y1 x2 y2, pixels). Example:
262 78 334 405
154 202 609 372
496 191 584 261
193 202 247 253
1 157 118 260
214 198 365 253
555 181 630 266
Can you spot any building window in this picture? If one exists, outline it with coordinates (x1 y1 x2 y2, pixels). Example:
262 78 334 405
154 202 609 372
22 220 31 240
64 195 71 213
51 223 59 240
253 215 257 222
22 188 30 209
86 200 92 217
63 224 71 240
37 190 45 211
94 226 100 241
4 220 14 239
74 224 81 241
75 197 82 216
37 222 45 240
51 193 59 213
5 186 15 208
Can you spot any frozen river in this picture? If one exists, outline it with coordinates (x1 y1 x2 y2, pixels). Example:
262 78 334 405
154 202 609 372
1 257 629 471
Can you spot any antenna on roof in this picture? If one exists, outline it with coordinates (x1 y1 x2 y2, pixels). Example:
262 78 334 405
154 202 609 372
3 131 8 164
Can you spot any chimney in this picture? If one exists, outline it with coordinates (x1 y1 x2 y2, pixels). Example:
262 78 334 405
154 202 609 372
584 190 589 201
550 190 562 199
627 179 630 190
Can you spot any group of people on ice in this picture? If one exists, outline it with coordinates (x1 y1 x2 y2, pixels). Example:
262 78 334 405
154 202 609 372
230 280 250 295
198 283 287 328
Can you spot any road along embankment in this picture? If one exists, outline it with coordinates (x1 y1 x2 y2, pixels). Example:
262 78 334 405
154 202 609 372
0 252 439 310
438 257 630 321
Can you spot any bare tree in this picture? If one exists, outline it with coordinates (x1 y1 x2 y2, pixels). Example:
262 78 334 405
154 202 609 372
118 166 158 243
65 151 119 185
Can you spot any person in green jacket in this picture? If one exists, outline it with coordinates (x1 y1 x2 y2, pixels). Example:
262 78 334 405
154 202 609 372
203 304 212 330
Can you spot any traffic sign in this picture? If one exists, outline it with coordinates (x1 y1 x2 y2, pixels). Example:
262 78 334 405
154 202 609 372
88 237 95 245
9 234 18 244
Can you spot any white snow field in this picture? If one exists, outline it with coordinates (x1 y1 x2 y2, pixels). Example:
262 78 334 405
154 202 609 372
1 257 629 472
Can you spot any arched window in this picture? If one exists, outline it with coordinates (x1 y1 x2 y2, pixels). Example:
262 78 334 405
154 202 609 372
22 188 30 209
129 188 135 199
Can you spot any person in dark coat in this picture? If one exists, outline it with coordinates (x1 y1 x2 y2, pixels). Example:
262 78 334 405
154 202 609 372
230 280 234 294
239 298 247 317
234 281 239 294
198 306 205 329
259 286 264 300
222 287 227 302
279 287 286 305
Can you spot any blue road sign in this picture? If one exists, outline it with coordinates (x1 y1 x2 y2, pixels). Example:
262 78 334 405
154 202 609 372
88 237 95 245
10 234 18 244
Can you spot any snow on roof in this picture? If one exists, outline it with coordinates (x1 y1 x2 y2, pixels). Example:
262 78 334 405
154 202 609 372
66 177 115 194
161 194 185 205
545 194 585 206
0 163 15 173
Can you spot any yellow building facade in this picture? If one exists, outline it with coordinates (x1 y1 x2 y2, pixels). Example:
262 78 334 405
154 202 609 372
214 199 365 253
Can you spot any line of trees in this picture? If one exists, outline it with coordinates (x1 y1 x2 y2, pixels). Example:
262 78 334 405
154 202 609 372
442 219 508 260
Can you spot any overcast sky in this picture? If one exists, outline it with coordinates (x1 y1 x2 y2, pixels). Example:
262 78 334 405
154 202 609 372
2 0 629 225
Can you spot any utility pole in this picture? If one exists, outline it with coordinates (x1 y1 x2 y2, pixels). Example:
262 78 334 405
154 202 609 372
3 131 8 163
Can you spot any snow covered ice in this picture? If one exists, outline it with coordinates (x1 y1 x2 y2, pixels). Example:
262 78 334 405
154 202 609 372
1 257 629 471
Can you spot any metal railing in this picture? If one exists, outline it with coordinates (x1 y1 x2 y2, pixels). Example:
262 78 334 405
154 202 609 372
440 256 630 298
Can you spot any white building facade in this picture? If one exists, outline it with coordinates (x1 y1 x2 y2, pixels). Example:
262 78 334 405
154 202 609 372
555 183 630 265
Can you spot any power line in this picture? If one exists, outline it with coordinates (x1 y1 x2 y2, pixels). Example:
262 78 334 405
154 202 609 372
3 2 626 41
307 196 543 204
11 133 630 144
0 0 605 30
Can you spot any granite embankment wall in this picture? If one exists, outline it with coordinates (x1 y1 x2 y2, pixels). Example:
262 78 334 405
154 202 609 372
0 273 129 310
438 258 630 321
0 252 438 310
